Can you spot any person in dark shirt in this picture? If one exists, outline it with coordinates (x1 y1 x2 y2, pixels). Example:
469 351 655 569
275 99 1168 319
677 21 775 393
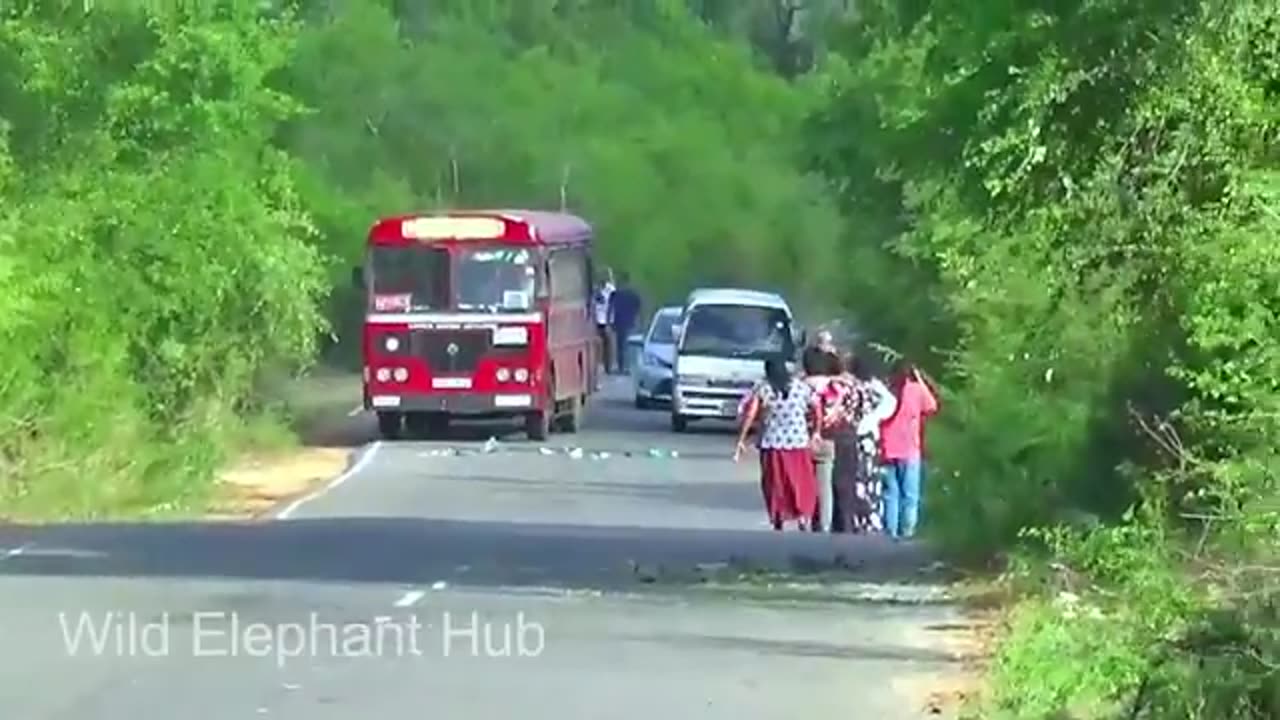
608 273 642 374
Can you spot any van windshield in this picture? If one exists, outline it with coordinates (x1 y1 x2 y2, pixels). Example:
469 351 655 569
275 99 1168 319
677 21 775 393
679 304 793 359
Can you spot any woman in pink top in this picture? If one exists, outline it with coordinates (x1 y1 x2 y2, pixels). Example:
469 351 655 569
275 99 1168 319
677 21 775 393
879 360 939 539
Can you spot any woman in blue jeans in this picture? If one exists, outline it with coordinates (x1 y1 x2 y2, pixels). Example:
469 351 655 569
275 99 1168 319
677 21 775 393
878 361 939 539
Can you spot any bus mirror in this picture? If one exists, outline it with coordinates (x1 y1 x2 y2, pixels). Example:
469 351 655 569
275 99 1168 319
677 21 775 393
350 266 364 289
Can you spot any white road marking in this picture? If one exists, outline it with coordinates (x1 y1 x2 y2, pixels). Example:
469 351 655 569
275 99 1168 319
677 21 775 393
2 542 32 559
274 441 384 520
393 590 426 608
346 405 363 417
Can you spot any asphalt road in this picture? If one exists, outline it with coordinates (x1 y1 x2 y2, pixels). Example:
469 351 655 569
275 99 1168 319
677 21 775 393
0 378 964 719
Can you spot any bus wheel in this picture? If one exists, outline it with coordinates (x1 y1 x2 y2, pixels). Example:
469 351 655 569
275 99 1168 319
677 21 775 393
525 407 551 441
377 412 402 440
671 413 689 433
560 394 583 433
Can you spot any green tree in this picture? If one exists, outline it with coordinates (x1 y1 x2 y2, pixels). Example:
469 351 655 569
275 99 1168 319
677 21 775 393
0 1 325 516
808 0 1279 714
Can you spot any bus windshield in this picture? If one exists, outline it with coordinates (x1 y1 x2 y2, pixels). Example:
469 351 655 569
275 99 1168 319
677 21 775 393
369 245 450 311
679 304 793 359
456 247 537 312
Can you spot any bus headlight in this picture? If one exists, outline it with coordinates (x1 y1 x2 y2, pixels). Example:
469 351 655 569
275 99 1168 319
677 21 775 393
496 367 511 382
375 367 391 382
514 368 529 383
392 367 409 382
383 335 401 352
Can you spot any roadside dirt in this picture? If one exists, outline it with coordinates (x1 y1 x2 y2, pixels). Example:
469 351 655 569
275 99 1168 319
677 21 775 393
881 610 995 719
209 370 370 520
210 448 351 519
911 580 1006 717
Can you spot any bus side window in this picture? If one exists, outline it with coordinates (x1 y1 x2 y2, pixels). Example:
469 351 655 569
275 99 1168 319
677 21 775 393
577 250 590 301
549 249 585 302
539 257 551 299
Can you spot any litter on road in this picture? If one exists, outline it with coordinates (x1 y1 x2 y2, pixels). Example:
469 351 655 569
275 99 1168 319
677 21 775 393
417 444 690 460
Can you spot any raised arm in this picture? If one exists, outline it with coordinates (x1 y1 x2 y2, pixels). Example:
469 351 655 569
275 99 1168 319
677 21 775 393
914 369 939 416
858 379 898 435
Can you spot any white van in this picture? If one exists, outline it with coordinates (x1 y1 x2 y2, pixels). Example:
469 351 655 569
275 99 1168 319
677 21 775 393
670 288 801 432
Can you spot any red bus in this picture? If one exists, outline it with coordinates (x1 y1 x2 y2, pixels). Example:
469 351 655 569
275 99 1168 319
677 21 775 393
352 210 599 440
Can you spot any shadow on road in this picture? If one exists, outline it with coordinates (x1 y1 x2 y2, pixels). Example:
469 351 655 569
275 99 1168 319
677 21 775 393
0 518 941 594
635 632 959 664
450 475 764 514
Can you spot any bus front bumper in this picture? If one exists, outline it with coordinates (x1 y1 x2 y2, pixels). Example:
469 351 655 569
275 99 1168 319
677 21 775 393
366 392 538 415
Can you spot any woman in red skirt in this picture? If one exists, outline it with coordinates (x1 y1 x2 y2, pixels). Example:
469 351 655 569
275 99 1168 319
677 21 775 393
734 356 820 531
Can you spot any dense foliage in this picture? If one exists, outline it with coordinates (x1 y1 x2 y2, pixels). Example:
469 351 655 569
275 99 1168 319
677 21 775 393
0 0 841 515
807 0 1280 715
277 0 846 363
1 0 1275 712
0 3 326 515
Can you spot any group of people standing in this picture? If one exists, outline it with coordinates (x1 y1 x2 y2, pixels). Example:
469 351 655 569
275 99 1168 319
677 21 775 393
733 331 939 539
593 270 641 374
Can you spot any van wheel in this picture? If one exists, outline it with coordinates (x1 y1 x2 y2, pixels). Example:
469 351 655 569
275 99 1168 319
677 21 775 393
376 411 402 440
671 413 688 433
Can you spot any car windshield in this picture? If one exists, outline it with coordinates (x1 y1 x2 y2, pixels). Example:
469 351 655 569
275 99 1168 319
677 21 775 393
368 245 450 311
456 247 537 312
649 312 680 344
680 304 793 359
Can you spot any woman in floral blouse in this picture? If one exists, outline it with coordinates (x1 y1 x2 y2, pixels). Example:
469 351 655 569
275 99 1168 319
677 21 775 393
829 353 896 533
734 356 819 531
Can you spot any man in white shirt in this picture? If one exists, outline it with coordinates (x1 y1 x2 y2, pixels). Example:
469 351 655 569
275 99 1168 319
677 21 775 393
593 273 615 373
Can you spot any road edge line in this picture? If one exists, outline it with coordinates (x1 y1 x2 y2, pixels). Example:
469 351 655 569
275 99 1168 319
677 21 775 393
1 542 31 561
393 590 426 608
274 441 383 520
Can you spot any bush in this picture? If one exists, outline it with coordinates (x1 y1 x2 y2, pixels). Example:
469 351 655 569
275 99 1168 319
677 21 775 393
0 1 857 515
808 0 1280 714
0 3 325 517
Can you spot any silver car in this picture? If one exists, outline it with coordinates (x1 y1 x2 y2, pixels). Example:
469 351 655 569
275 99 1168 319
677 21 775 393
632 306 682 409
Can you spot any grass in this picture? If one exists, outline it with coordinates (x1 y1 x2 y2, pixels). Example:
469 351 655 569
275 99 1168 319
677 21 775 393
0 366 362 522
